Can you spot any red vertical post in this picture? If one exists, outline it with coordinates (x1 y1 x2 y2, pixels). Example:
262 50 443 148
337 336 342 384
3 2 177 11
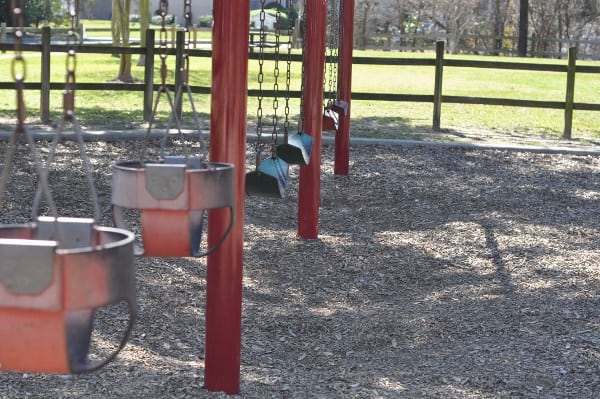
205 0 249 394
334 0 354 176
298 0 328 239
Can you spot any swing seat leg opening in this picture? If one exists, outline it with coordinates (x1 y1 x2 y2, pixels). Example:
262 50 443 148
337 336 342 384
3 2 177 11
0 309 72 373
141 209 203 257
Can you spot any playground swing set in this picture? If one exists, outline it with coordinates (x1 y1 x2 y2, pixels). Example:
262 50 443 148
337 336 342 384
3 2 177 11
0 0 354 395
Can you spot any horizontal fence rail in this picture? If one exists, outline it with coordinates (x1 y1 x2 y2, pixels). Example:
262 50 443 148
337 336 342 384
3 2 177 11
0 28 599 139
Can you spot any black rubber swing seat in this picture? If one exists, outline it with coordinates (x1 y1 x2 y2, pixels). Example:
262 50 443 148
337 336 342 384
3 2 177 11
277 131 313 166
245 156 289 198
322 108 340 131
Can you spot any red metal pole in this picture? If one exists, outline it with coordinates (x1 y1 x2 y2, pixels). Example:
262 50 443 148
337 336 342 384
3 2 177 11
298 0 328 239
334 0 354 176
205 0 249 394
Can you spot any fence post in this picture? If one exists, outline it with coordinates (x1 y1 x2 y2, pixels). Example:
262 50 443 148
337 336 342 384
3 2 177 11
40 26 51 123
433 40 444 131
192 24 198 48
143 29 155 122
77 24 84 44
0 23 6 44
174 30 184 118
563 47 576 140
171 24 176 47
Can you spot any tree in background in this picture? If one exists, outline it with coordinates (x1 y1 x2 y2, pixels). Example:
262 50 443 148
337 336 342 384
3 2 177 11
112 0 134 82
434 0 478 53
0 0 64 26
137 0 150 66
355 0 379 50
351 0 600 57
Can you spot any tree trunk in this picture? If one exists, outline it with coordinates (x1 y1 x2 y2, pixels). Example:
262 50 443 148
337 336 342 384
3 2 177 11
518 0 529 56
493 0 504 54
111 0 121 48
137 0 149 66
115 0 134 82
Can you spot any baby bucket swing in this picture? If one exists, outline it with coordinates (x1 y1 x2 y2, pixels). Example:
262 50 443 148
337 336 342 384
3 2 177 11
0 1 136 374
111 0 235 258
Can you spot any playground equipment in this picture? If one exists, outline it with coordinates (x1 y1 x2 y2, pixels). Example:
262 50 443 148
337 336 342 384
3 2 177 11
0 2 136 374
245 0 291 198
276 0 313 166
322 0 348 132
333 0 354 176
0 0 351 391
111 0 235 257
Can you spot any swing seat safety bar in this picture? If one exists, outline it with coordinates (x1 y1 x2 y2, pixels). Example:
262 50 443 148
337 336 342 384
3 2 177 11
277 132 313 166
0 217 136 374
246 157 289 198
111 156 235 257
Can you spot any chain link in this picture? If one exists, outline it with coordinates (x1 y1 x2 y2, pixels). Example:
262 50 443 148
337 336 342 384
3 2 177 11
325 0 340 108
255 0 266 165
299 0 307 132
11 0 26 128
181 0 192 85
63 3 77 120
271 5 282 150
283 0 294 139
158 0 170 87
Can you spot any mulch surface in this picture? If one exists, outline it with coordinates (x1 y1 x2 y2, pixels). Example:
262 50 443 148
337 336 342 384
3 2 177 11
0 136 598 398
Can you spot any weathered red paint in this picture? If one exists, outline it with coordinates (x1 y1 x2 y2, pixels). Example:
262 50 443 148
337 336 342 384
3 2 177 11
335 0 355 176
298 0 328 239
205 0 249 394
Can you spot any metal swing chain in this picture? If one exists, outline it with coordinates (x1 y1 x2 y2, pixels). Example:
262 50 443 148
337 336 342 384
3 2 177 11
271 6 282 156
325 0 339 108
182 0 193 88
165 0 207 156
0 0 58 219
32 1 101 222
158 0 170 88
254 0 266 167
141 0 191 162
298 0 307 133
337 0 344 100
282 0 293 143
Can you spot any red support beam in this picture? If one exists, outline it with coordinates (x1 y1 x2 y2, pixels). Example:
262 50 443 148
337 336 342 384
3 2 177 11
334 0 355 176
298 0 328 239
205 0 249 394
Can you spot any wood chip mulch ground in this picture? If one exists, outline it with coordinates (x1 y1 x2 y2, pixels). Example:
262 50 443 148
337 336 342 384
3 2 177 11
0 135 598 398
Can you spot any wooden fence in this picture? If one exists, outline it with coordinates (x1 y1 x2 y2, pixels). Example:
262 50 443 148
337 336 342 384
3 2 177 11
1 28 599 140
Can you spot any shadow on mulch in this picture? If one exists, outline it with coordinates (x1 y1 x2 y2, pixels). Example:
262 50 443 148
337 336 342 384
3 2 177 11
0 140 598 398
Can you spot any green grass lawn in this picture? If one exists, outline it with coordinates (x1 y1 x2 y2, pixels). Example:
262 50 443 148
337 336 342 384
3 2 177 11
0 36 599 144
